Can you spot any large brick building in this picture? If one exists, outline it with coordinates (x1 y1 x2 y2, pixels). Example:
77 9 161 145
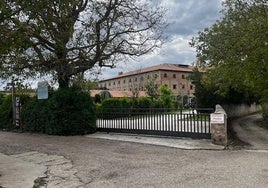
98 64 196 102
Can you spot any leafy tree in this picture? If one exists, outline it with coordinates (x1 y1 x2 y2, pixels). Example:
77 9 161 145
72 77 98 92
0 0 167 88
159 84 174 108
190 67 260 108
190 0 268 101
145 76 159 99
190 68 222 108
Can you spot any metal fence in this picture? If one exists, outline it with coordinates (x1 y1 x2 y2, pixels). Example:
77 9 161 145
96 108 213 139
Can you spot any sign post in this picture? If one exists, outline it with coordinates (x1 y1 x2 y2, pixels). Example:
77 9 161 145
37 81 48 99
15 97 21 128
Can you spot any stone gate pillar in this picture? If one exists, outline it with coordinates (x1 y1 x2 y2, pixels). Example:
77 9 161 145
210 105 228 146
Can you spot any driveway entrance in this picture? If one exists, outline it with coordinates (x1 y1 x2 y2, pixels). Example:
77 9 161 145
97 108 213 139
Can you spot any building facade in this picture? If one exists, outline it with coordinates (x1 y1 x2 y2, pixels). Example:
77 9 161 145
98 64 196 102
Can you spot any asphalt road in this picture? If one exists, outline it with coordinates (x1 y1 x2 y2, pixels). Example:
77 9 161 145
0 131 267 188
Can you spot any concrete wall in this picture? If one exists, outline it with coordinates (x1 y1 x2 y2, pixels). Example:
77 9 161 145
222 103 262 118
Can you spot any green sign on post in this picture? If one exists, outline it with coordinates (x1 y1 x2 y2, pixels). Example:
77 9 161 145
37 81 48 99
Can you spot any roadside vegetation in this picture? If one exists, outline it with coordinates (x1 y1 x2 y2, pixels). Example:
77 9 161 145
96 84 179 111
0 83 178 135
191 0 267 127
21 88 96 135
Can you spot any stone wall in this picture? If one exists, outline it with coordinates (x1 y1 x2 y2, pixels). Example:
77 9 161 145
222 103 262 118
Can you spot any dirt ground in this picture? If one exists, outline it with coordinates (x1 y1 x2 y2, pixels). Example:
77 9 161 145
228 114 268 150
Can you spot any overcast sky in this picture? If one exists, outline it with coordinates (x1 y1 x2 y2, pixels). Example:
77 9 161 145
99 0 223 80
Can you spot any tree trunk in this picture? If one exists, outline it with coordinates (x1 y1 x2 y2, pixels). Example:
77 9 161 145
58 75 70 89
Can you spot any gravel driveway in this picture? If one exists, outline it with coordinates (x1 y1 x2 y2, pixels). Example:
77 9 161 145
231 114 268 150
0 131 267 188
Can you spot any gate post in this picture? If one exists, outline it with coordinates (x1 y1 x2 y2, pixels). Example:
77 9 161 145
210 105 228 146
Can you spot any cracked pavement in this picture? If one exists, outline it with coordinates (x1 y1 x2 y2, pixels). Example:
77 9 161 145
11 151 83 188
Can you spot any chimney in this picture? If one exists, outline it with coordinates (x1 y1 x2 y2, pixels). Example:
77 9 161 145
118 72 123 75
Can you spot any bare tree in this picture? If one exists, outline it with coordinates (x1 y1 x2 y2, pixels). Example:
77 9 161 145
128 68 143 98
0 0 167 88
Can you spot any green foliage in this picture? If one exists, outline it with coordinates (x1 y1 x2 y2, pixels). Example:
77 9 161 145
19 94 31 105
0 93 5 105
0 93 30 130
21 98 48 133
21 89 96 135
98 98 132 118
99 91 175 110
145 76 159 99
97 84 177 116
191 0 268 102
72 78 98 92
159 85 174 108
135 97 153 108
0 94 12 130
1 1 166 88
94 94 101 103
101 98 132 109
189 68 260 108
151 98 165 108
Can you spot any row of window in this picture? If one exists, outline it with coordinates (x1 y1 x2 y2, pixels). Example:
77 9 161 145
172 84 194 90
99 83 193 91
100 73 187 87
164 73 185 79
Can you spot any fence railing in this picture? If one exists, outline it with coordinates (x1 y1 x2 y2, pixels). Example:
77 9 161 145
96 108 213 139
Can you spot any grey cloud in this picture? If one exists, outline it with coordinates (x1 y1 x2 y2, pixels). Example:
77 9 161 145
162 0 222 36
100 0 222 80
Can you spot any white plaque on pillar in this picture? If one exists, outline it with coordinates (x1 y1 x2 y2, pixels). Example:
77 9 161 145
210 113 225 124
37 81 48 99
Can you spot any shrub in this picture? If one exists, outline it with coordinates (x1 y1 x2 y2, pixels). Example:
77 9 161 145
19 94 31 105
135 97 153 108
98 98 133 118
159 85 174 109
0 94 12 130
22 88 96 135
0 93 5 105
101 98 132 109
94 94 101 103
0 93 30 130
21 98 48 133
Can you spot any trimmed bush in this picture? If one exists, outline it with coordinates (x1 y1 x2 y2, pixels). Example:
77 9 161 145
98 98 132 118
135 97 153 108
0 94 12 130
0 93 5 105
101 97 132 109
0 93 30 130
22 88 96 135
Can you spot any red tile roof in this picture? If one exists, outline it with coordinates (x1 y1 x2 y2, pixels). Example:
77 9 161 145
100 64 193 81
90 90 148 98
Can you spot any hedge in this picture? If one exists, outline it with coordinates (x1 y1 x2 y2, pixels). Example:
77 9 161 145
21 88 96 135
0 94 30 130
